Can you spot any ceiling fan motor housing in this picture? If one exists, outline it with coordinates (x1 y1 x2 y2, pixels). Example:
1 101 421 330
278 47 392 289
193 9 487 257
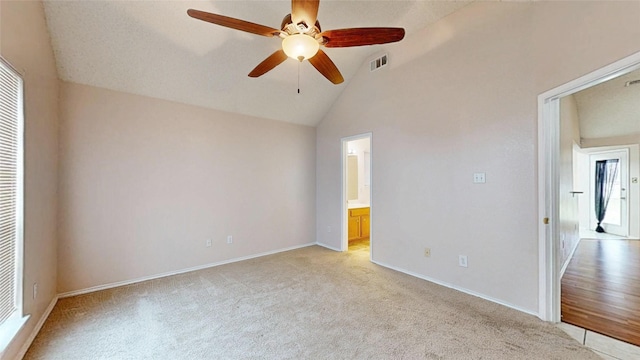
281 14 321 37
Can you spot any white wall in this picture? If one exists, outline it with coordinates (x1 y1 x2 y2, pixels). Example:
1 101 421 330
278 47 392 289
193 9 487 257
316 1 640 313
558 95 581 272
57 82 316 293
0 1 59 358
577 150 591 233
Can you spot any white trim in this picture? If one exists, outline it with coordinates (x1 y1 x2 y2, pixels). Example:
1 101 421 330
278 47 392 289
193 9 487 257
0 56 25 77
538 50 640 322
588 148 630 237
14 296 57 360
0 313 29 358
59 243 315 298
0 57 26 357
559 238 582 279
315 242 342 252
371 259 537 317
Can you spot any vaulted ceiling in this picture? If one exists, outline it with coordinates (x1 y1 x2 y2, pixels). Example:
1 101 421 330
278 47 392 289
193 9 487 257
575 68 640 140
43 1 471 126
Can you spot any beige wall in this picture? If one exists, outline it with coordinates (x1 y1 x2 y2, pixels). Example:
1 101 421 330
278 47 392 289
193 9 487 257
57 82 316 293
0 1 59 359
316 1 640 313
558 95 581 272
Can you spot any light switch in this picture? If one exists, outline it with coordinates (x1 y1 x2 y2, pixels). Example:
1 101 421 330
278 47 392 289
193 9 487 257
473 173 486 184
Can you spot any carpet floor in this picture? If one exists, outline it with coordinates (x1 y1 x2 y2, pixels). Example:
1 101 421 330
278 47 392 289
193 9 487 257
25 245 598 359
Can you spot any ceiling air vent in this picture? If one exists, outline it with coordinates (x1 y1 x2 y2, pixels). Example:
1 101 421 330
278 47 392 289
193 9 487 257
624 79 640 87
370 54 388 72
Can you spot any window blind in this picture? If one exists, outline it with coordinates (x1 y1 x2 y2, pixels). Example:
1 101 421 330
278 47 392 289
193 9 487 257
0 59 22 325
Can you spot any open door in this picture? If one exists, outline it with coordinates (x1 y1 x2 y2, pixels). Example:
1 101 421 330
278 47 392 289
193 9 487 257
341 134 372 256
589 149 629 237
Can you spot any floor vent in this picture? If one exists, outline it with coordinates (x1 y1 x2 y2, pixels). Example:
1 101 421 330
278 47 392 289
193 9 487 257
370 54 388 72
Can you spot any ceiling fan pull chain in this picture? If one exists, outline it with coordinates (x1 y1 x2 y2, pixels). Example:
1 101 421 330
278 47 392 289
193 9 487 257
297 61 301 94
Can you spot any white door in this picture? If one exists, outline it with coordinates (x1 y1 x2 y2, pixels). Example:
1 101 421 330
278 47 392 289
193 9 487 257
589 149 629 236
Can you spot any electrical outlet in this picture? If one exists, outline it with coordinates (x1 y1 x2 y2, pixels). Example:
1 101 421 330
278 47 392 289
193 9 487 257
458 255 468 268
227 235 233 244
33 283 38 299
424 247 431 257
205 239 212 247
473 173 486 184
327 226 331 233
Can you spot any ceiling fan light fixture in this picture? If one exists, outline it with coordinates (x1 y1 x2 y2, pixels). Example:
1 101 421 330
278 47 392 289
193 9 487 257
282 34 319 61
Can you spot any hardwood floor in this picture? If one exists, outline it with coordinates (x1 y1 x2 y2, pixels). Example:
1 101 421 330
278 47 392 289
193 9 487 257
561 239 640 347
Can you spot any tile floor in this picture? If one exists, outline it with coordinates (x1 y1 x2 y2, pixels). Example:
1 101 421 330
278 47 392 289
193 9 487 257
557 322 640 360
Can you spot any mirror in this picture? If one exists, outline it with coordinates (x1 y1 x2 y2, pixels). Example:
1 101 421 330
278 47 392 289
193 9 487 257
347 155 358 200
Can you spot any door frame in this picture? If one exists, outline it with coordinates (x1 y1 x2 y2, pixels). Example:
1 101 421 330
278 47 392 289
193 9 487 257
341 133 373 258
588 149 630 237
538 50 640 322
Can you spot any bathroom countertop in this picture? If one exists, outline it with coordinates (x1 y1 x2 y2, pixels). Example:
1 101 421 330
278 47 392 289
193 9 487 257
348 203 370 209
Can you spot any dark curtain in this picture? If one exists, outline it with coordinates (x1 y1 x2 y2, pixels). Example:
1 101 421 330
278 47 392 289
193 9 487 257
594 159 619 233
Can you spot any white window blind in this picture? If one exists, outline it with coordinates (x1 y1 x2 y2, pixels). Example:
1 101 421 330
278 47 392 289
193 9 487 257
0 58 23 326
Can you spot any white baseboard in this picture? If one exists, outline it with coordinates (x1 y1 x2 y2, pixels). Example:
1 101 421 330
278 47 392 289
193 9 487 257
315 242 342 252
14 296 58 360
560 237 582 278
371 259 538 317
59 242 316 298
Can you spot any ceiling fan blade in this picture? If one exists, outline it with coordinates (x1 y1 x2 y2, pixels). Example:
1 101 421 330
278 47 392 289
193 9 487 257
187 9 281 37
291 0 319 30
320 28 405 48
308 49 344 84
248 50 288 78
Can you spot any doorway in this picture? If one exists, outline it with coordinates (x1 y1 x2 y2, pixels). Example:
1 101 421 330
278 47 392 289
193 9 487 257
539 50 640 323
587 149 629 237
342 134 372 256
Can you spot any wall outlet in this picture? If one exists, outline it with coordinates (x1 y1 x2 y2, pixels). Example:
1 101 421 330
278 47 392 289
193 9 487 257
33 283 38 299
458 255 468 268
327 226 331 233
424 247 431 257
227 235 233 244
205 239 212 247
473 173 486 184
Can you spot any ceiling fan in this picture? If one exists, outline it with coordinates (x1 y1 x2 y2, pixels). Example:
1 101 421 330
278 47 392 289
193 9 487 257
187 0 405 85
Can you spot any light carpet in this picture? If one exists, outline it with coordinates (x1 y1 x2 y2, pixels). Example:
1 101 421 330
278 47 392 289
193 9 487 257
25 245 597 359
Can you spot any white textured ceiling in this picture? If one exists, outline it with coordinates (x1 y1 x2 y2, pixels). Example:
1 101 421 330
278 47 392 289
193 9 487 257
575 68 640 140
43 1 471 126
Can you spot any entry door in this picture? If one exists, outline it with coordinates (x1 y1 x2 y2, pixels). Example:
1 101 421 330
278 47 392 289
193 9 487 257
589 150 629 236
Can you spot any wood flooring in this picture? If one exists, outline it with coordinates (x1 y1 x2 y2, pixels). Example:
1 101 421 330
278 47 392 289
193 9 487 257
561 239 640 347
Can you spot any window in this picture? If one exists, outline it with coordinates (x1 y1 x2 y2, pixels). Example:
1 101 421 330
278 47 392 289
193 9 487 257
0 57 27 353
